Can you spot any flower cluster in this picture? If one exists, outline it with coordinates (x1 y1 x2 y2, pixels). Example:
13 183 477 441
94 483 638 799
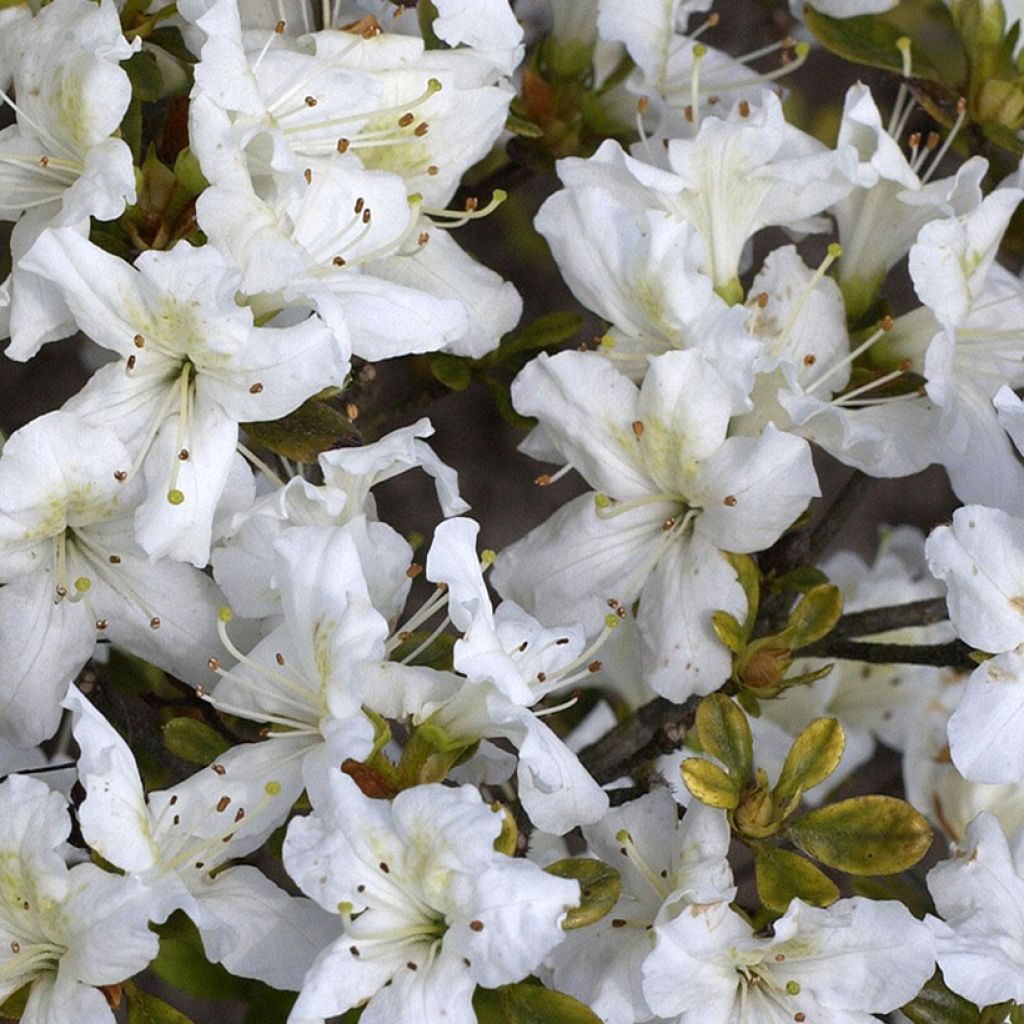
2 0 1024 1022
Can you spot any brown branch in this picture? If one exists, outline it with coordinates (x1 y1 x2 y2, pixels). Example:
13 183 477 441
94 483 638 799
828 597 950 640
799 638 975 671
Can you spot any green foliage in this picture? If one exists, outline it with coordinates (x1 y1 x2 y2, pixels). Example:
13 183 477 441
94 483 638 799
544 858 621 930
125 981 196 1024
788 795 933 875
474 982 603 1024
773 718 845 818
693 694 753 781
901 969 983 1024
681 756 743 810
242 397 358 462
753 844 839 913
162 716 230 765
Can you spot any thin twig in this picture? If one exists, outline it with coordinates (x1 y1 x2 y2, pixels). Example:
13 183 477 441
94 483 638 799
799 638 975 671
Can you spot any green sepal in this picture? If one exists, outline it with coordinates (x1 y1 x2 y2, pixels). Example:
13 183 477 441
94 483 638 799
161 716 230 765
473 981 604 1024
681 757 741 809
493 802 519 856
398 720 476 786
772 717 845 818
753 845 840 913
787 795 933 875
544 858 621 930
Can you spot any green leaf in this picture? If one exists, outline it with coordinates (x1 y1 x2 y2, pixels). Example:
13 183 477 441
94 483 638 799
474 982 603 1024
900 969 981 1024
803 1 967 87
544 858 621 930
125 983 195 1024
494 311 583 360
694 694 752 782
773 717 845 817
788 795 933 875
754 845 839 913
151 913 243 999
430 353 473 391
242 397 358 462
711 610 745 655
122 51 164 101
771 565 830 597
148 25 199 66
162 716 230 765
724 552 760 638
173 147 208 198
680 757 741 809
388 631 455 671
785 584 843 650
0 985 29 1019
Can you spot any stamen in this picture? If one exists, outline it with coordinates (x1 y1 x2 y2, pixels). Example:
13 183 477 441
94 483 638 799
805 316 892 395
615 828 669 900
921 97 967 184
768 242 842 359
888 37 914 138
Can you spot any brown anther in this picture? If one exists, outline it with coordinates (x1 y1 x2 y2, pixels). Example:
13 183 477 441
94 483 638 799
178 448 189 461
275 19 285 32
170 795 178 805
897 358 912 372
683 105 694 123
149 616 161 630
414 121 429 136
216 796 231 813
536 672 547 683
354 197 365 215
345 402 359 420
304 95 317 107
172 815 180 825
221 833 233 844
195 861 205 870
95 618 108 631
340 12 381 36
908 131 921 148
361 208 371 224
196 685 206 697
707 12 720 24
276 652 286 665
518 641 529 652
795 1015 806 1023
39 155 49 168
780 50 792 66
418 231 430 246
350 945 360 957
616 606 628 619
398 112 415 128
10 940 20 954
109 554 121 564
555 637 570 645
133 333 145 348
956 96 967 114
55 584 68 597
611 919 626 929
637 96 649 114
607 598 619 608
774 953 785 962
207 657 219 671
723 495 737 507
925 130 940 150
406 562 423 578
126 354 136 373
235 807 245 822
803 354 816 366
588 660 602 673
337 138 350 153
469 920 484 931
708 94 720 105
399 630 412 642
738 100 751 117
534 473 552 486
249 382 264 394
632 419 645 437
757 291 769 308
302 169 312 188
464 196 479 212
407 961 418 970
259 726 270 737
427 165 439 176
114 470 127 482
880 314 894 331
332 256 346 267
662 517 676 531
463 958 471 967
379 861 390 873
212 763 226 775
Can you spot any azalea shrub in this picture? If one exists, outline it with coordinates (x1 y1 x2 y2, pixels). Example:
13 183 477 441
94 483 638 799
4 0 1024 1022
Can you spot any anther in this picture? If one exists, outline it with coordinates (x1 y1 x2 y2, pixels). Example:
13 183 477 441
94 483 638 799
418 231 430 246
738 100 750 117
637 96 649 115
662 517 676 531
469 920 484 931
109 554 121 564
632 420 645 437
235 807 245 822
178 449 189 461
126 354 136 373
611 919 626 929
332 256 346 266
427 165 439 175
616 606 627 619
908 131 921 149
276 652 286 666
38 156 48 168
10 941 19 953
723 495 737 506
114 470 127 482
95 618 108 630
414 122 429 136
304 96 317 107
212 763 226 775
150 616 161 629
354 197 365 214
249 382 263 394
216 796 230 812
133 334 145 348
379 861 390 873
55 584 67 598
350 946 360 957
757 292 769 308
406 563 423 578
208 657 219 671
588 660 602 672
345 402 359 420
275 18 285 31
304 168 312 184
407 962 418 970
398 112 415 127
337 138 350 153
534 473 552 486
880 314 894 331
464 197 479 212
536 672 547 683
803 354 816 366
925 131 940 150
361 208 371 224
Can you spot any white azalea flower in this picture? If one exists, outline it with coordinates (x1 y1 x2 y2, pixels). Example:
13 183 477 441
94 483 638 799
19 228 348 566
283 777 578 1024
927 812 1024 1006
0 411 225 747
0 774 158 1024
66 688 342 990
926 504 1024 782
491 349 819 699
549 790 734 1024
0 0 138 355
642 896 935 1024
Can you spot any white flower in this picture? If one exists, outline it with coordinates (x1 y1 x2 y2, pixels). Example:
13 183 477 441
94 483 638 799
65 688 342 990
927 812 1024 1006
0 411 224 747
492 349 819 699
283 778 578 1024
0 774 158 1024
20 228 348 566
642 896 935 1024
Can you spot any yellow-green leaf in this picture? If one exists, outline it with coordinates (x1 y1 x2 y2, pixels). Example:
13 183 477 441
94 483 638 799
773 717 845 817
694 694 752 781
125 982 195 1024
788 795 933 875
712 610 745 655
724 552 759 637
162 717 230 766
474 982 603 1024
545 858 621 930
754 845 839 913
242 398 358 463
430 353 473 391
785 584 843 649
681 757 741 809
